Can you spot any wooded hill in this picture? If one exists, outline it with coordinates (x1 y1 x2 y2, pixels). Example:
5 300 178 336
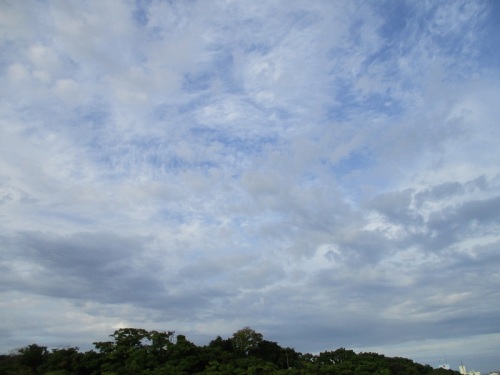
0 327 459 375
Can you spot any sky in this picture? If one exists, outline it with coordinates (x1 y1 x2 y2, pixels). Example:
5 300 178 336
1 0 499 372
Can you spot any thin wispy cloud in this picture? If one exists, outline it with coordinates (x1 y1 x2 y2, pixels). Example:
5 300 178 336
1 0 499 372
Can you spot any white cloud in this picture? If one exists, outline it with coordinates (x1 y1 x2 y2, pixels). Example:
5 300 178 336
7 63 29 82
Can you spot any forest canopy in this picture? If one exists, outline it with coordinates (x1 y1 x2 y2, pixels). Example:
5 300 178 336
0 327 459 375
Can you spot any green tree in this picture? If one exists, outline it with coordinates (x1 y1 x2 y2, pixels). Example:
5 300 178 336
93 328 174 374
160 334 203 373
251 339 300 370
39 347 83 375
17 344 48 373
231 327 263 356
0 327 462 375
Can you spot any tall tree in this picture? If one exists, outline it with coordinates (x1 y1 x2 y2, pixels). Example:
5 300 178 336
93 328 174 374
17 343 48 373
231 327 263 356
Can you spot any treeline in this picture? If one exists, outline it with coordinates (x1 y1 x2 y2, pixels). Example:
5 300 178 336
0 327 459 375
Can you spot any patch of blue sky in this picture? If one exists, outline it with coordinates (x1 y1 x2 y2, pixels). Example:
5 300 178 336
329 148 376 178
133 1 174 42
235 8 316 54
154 209 185 225
239 41 272 55
374 2 484 77
325 102 356 122
148 154 214 174
189 127 278 156
362 45 398 69
175 94 212 116
132 0 150 27
14 103 73 137
376 1 412 41
299 170 322 188
76 105 109 128
361 93 404 117
121 139 217 174
479 0 500 70
429 34 477 71
0 40 23 69
90 148 217 180
152 102 186 122
182 71 214 93
143 25 165 42
353 23 415 85
328 84 404 121
289 8 320 29
238 100 292 128
210 51 242 93
179 51 239 100
346 17 365 46
326 149 381 205
220 134 278 156
268 106 293 122
69 107 112 153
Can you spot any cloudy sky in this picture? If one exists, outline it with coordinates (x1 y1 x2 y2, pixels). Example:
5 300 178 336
1 0 499 372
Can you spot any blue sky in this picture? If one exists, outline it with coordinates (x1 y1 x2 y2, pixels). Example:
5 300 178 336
1 0 499 372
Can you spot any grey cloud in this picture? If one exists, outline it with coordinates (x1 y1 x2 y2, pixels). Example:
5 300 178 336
414 175 490 206
364 177 500 255
415 181 465 205
456 196 500 224
0 230 241 318
425 195 500 249
1 231 166 303
336 229 396 265
366 188 421 225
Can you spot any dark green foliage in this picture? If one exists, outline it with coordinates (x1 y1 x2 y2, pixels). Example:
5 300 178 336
38 347 86 375
0 328 462 375
250 339 300 369
18 344 48 372
0 354 23 375
92 328 175 374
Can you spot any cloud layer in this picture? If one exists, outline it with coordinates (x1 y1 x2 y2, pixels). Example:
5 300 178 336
1 0 499 372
